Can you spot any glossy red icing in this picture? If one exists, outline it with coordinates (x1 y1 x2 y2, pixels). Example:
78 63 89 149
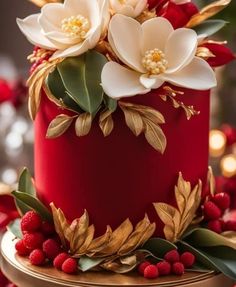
35 88 210 235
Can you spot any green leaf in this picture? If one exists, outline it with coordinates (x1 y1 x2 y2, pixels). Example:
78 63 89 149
79 256 105 272
182 228 236 250
16 168 36 216
142 238 177 258
46 68 82 114
200 246 236 281
7 219 23 239
12 191 52 222
193 19 228 37
57 51 107 114
177 241 219 271
104 95 117 113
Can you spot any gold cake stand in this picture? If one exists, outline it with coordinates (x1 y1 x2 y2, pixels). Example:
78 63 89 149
0 232 234 287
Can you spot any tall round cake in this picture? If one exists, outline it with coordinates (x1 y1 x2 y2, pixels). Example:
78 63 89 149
5 0 236 286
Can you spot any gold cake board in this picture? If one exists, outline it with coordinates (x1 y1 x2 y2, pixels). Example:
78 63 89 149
0 232 234 287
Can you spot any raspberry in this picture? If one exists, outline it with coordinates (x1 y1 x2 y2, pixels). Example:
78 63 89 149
180 252 195 268
172 262 185 275
21 211 42 232
164 250 180 263
203 201 222 220
138 261 151 275
156 261 171 275
41 221 55 236
23 232 44 250
43 239 61 260
207 220 222 234
15 239 31 256
212 193 231 211
143 264 159 279
224 220 236 231
62 258 78 274
29 249 46 266
53 253 70 270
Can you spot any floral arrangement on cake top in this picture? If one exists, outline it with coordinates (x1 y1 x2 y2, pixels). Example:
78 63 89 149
18 0 234 153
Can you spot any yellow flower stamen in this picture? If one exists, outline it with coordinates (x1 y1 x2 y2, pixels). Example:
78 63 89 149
61 15 90 39
142 48 168 75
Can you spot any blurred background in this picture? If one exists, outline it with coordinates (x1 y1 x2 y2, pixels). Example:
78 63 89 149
0 0 235 186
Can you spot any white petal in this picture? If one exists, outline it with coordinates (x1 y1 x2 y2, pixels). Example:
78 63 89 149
161 57 217 90
17 15 57 50
141 17 173 54
140 74 164 89
101 62 150 99
50 38 90 59
99 0 110 34
134 0 148 17
108 14 145 73
165 28 197 74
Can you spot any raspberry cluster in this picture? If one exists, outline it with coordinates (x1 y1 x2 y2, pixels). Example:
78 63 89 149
138 250 195 279
15 211 77 274
203 192 236 233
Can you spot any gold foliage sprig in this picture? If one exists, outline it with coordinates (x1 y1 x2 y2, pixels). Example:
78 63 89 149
153 173 202 242
196 47 216 61
28 0 61 7
27 58 63 120
160 86 200 120
119 102 167 154
99 109 114 137
186 0 231 28
50 203 155 259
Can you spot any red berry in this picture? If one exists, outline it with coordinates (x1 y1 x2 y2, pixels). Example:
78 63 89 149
138 261 151 275
62 258 78 274
164 250 180 263
29 249 46 266
15 239 31 256
203 201 222 220
21 211 42 232
53 253 70 270
43 239 61 260
23 232 44 250
156 261 171 276
172 262 185 275
180 252 195 268
212 193 231 211
207 220 222 234
224 220 236 231
41 221 55 236
143 264 159 279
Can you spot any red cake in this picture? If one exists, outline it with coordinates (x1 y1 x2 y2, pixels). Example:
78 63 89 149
5 0 236 285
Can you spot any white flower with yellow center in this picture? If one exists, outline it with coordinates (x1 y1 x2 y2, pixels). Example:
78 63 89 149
101 15 217 99
17 0 110 60
109 0 147 18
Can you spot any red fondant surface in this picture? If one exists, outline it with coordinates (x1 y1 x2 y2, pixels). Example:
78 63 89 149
35 88 210 235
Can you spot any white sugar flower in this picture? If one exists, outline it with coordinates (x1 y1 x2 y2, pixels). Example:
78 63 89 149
101 15 216 99
17 0 109 60
110 0 147 18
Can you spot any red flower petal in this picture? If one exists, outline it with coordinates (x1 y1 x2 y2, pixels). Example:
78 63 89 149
203 43 235 67
148 0 169 11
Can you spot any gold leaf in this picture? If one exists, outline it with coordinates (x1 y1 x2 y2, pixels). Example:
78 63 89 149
96 219 133 257
75 113 92 137
73 225 95 257
101 256 137 273
28 0 61 7
87 226 112 256
66 210 90 254
50 203 69 248
196 47 216 60
222 231 236 247
99 110 114 137
136 9 157 24
153 203 180 242
143 118 167 154
120 106 144 136
46 114 74 139
208 166 216 197
186 0 231 28
118 215 155 256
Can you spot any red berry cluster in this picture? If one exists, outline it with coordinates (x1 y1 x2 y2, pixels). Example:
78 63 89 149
15 211 77 274
138 250 195 279
203 192 236 233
